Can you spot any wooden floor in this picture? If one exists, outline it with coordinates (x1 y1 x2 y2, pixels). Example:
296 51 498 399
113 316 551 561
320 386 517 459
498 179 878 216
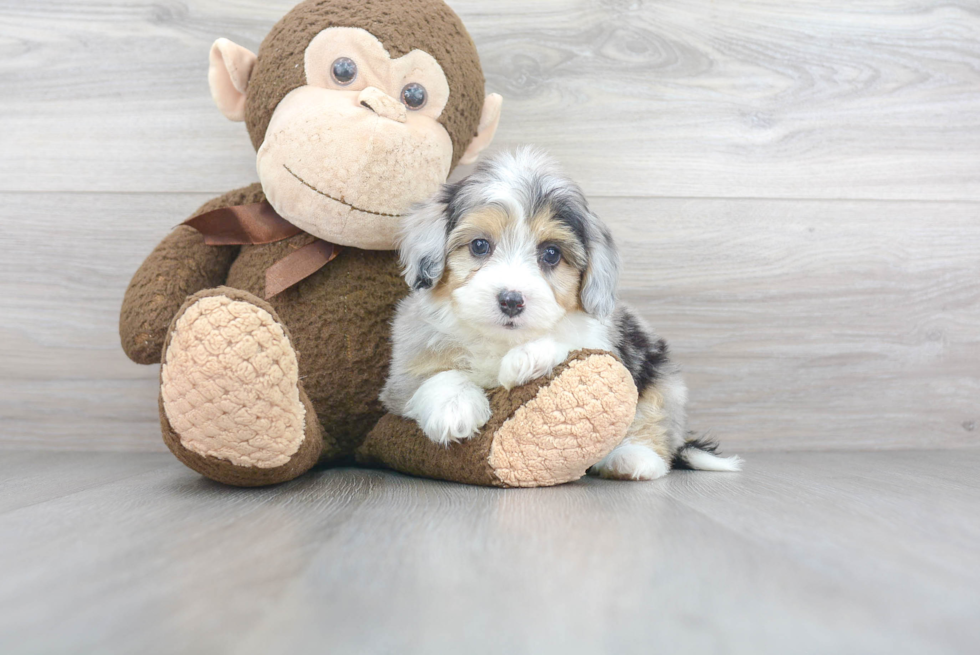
0 450 977 654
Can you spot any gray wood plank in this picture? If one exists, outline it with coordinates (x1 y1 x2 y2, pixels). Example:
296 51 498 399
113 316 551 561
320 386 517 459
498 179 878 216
1 0 978 199
0 451 172 514
0 192 212 451
611 196 980 451
2 192 977 452
0 451 977 654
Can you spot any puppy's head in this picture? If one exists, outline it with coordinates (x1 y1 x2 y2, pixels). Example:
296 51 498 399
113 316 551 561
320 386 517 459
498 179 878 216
398 147 619 339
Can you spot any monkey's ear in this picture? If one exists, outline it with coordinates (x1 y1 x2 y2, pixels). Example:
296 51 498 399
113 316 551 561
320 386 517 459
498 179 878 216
459 94 503 165
208 38 258 122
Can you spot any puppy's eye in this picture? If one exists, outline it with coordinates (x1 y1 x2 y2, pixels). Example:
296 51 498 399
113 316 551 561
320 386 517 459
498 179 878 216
541 245 562 267
331 57 357 86
470 238 491 257
401 83 427 110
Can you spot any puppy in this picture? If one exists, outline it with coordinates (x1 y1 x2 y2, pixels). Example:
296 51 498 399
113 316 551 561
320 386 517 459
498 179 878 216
381 148 741 480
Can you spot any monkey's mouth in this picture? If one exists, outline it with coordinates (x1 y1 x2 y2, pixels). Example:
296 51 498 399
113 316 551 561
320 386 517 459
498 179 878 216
283 165 402 218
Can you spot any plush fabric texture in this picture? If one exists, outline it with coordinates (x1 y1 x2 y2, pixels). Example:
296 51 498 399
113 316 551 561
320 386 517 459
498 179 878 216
159 288 325 487
121 183 407 461
488 353 638 487
357 351 637 487
209 38 257 121
223 228 406 459
161 293 307 469
245 0 486 168
256 81 453 249
124 190 641 487
120 184 263 365
120 0 641 489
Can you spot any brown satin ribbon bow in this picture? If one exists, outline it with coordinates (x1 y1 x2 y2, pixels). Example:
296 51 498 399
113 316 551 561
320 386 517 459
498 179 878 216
183 201 340 299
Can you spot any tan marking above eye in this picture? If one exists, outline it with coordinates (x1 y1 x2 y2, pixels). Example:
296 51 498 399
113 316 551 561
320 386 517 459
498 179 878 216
447 208 509 252
528 209 587 268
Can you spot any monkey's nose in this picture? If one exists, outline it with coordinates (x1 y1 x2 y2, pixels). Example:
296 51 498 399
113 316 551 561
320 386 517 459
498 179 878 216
497 290 525 318
358 86 407 123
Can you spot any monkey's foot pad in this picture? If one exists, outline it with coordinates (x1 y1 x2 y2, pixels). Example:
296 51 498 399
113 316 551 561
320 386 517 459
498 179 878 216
488 353 638 487
360 350 639 488
161 290 307 470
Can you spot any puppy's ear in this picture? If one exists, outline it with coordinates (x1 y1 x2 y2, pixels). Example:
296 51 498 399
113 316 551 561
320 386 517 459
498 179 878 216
398 186 455 290
580 218 620 318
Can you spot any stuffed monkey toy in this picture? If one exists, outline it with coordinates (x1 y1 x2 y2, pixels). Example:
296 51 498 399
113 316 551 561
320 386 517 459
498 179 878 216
120 0 639 488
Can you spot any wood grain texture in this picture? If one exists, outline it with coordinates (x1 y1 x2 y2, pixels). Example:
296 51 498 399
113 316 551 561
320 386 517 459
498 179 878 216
0 193 211 451
0 0 978 452
0 0 978 198
611 196 980 450
1 192 977 452
0 451 977 654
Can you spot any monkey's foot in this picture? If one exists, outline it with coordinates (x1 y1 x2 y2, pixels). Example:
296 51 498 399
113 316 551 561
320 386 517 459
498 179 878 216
159 287 323 487
358 350 638 488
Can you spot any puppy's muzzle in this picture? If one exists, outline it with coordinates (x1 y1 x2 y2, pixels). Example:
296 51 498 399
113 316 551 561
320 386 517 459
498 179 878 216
497 290 525 318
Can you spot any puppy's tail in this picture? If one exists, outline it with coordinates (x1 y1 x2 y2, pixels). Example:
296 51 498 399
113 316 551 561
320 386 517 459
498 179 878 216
672 436 743 472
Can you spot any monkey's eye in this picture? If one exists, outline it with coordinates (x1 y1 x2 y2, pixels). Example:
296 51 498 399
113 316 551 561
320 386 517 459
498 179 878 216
470 238 491 257
401 83 427 110
331 57 357 86
540 245 562 267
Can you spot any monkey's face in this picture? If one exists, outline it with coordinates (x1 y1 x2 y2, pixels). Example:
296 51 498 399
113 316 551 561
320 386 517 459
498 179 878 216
209 1 502 251
255 28 454 249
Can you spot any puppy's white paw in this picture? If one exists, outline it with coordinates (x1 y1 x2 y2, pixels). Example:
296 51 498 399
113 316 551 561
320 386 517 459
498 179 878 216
498 338 565 390
405 371 491 446
592 443 670 481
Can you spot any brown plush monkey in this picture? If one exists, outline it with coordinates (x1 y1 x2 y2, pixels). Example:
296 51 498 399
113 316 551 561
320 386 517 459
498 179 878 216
120 0 638 487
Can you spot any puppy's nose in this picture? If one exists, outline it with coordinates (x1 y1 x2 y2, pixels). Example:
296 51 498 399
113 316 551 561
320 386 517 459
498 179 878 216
498 290 525 318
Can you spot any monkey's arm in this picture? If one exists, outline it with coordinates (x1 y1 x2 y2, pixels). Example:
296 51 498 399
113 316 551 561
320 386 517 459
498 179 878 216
119 226 238 364
119 184 265 364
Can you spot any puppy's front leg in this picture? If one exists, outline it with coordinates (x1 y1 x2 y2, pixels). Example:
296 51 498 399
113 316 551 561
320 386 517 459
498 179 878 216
404 371 492 446
498 338 569 390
